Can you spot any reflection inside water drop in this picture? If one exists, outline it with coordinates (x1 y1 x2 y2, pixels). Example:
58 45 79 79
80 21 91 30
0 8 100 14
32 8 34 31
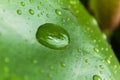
36 23 70 50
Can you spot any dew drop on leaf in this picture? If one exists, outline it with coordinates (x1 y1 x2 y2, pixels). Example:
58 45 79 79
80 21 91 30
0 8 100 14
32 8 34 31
93 75 102 80
85 59 89 63
32 59 38 64
36 23 70 50
48 73 53 78
105 58 111 64
102 33 107 40
77 48 81 53
37 6 41 10
99 65 104 69
94 48 99 53
49 66 54 70
4 57 9 63
29 0 33 3
20 2 25 6
29 9 34 15
60 62 66 67
55 9 62 16
17 9 22 15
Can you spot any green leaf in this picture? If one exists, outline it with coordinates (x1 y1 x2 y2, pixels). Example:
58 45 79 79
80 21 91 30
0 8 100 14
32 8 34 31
0 0 119 80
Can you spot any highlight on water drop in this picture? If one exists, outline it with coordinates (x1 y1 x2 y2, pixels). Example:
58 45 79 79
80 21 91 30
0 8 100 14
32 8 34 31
36 23 70 50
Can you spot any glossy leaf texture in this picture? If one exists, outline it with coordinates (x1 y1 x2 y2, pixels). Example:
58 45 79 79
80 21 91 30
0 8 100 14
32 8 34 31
0 0 120 80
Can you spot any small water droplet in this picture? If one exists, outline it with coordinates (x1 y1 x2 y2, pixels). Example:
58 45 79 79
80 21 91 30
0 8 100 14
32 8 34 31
48 73 53 78
114 65 117 70
46 14 50 18
37 6 41 10
37 14 40 17
109 55 112 58
4 57 9 63
99 70 103 74
105 58 111 64
93 39 97 43
85 59 89 63
55 9 62 16
69 0 77 5
93 75 102 80
101 47 104 51
29 9 34 15
75 10 80 14
36 23 70 50
61 62 66 67
62 19 66 22
67 17 70 21
99 65 104 69
94 48 99 53
105 48 108 51
102 33 107 40
20 2 25 6
32 59 38 64
39 2 42 5
101 59 105 63
40 12 43 15
40 69 44 73
49 66 54 70
114 70 118 74
77 48 81 53
17 9 22 15
29 0 33 2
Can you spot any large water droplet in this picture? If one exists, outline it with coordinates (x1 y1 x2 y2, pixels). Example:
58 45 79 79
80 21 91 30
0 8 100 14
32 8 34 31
93 75 102 80
29 9 34 15
17 9 22 15
36 23 70 50
55 9 62 16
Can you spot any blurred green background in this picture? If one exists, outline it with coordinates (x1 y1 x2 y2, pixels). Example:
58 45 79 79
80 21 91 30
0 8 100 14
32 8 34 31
80 0 120 61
